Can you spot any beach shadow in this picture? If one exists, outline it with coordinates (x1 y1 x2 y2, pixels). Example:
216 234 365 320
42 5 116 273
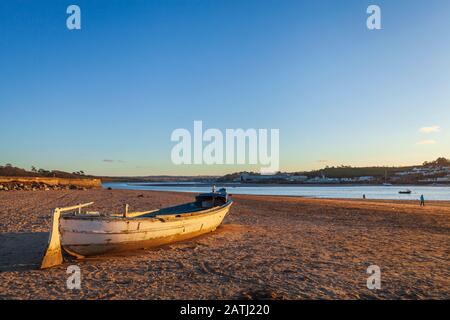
0 224 251 271
0 232 48 272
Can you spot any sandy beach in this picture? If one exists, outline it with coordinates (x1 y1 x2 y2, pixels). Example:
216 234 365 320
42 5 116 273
0 189 449 299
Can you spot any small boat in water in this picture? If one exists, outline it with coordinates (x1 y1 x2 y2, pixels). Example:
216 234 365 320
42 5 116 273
398 189 412 194
41 188 232 268
383 170 392 186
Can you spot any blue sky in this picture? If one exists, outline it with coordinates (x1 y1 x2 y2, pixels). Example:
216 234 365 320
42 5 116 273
1 0 449 176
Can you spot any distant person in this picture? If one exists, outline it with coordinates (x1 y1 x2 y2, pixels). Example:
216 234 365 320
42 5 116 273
363 194 366 200
420 194 425 207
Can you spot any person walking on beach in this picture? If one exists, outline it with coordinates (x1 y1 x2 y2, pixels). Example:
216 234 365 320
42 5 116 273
420 194 425 207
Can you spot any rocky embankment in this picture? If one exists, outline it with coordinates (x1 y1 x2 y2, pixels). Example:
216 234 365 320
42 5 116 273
0 176 102 192
0 182 87 191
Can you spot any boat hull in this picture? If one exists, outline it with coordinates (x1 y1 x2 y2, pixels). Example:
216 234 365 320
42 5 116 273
60 201 232 257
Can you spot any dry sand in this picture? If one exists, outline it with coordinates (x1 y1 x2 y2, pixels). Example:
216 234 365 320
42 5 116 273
0 189 449 299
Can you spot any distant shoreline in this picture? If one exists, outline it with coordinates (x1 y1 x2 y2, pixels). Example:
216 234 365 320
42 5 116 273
106 181 450 188
102 181 450 201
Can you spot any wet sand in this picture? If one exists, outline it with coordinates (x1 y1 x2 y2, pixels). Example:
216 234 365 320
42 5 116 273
0 189 449 299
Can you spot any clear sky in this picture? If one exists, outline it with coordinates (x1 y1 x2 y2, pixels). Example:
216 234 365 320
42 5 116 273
1 0 450 176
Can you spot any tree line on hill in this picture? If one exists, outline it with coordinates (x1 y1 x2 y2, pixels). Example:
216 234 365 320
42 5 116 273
217 157 450 182
0 163 90 179
422 157 450 167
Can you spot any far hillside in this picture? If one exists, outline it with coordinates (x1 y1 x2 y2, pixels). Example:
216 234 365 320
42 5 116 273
305 158 450 179
306 166 412 179
0 164 92 179
0 164 216 183
314 157 450 178
217 157 450 184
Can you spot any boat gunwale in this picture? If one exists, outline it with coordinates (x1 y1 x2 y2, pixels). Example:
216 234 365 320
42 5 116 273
60 199 233 222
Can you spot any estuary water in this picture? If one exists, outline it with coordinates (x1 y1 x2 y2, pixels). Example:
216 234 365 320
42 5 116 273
102 182 450 201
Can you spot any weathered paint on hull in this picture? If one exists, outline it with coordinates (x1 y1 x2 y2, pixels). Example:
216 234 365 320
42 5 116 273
64 224 219 257
60 202 231 257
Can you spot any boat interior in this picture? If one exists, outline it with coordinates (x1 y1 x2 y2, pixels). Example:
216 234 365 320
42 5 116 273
61 190 231 219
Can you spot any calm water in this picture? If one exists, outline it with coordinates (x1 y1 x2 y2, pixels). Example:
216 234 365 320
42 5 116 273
102 182 450 201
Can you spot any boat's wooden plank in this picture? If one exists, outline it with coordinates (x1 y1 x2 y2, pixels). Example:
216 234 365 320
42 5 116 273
58 202 94 213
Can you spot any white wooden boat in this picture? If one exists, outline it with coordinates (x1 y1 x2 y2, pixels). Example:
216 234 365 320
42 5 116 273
41 189 232 268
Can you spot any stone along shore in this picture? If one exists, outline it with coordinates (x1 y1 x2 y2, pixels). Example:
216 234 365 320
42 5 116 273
0 176 102 191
